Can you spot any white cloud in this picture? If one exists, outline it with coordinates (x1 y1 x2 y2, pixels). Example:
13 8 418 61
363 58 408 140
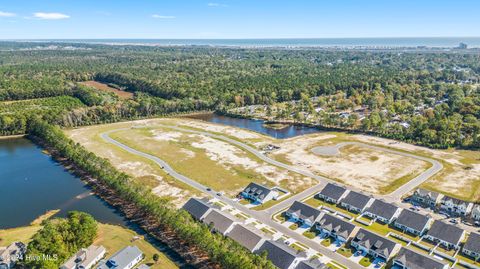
0 11 16 17
207 3 227 7
152 14 176 19
33 12 70 20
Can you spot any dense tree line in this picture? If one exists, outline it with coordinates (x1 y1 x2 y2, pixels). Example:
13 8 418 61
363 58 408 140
27 118 275 269
22 211 97 269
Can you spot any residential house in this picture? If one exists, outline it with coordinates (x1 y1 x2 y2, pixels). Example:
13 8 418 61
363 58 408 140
392 247 449 269
411 188 443 208
241 182 278 204
0 242 26 269
226 224 267 252
285 201 322 227
462 232 480 261
350 228 400 261
202 209 238 235
315 213 357 244
255 240 304 269
440 195 473 217
393 209 432 236
296 259 328 269
472 204 480 221
364 199 402 224
61 245 106 269
339 191 373 213
96 245 143 269
425 220 466 249
317 183 348 204
182 197 212 221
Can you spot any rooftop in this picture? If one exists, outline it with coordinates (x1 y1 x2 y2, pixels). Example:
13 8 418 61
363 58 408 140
339 190 371 210
296 259 327 269
202 209 238 234
316 213 356 239
394 247 448 269
414 188 440 200
255 240 300 269
464 232 480 254
286 201 322 223
365 199 399 221
353 228 397 258
426 220 464 245
243 182 272 201
182 197 212 220
96 245 143 269
226 224 266 251
318 183 347 201
395 209 430 232
60 245 106 269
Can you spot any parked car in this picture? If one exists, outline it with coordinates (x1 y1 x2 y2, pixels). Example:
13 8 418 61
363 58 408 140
474 221 480 227
449 219 458 224
206 187 211 191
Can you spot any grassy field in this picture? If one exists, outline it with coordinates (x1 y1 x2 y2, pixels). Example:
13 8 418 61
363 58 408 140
79 81 134 99
0 210 58 246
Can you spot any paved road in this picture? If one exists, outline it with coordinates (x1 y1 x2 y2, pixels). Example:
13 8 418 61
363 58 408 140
101 129 364 269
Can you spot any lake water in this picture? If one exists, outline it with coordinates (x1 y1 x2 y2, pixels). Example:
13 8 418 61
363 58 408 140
0 137 192 268
188 113 321 139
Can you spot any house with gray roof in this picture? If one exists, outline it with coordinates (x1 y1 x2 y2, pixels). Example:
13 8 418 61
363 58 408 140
241 182 278 204
425 220 466 249
182 197 212 221
202 209 238 235
462 232 480 260
339 191 373 213
0 242 26 269
411 188 443 209
393 209 431 236
471 204 480 221
440 195 473 217
96 245 143 269
255 240 304 269
226 224 267 252
61 245 106 269
317 183 348 204
296 259 327 269
364 199 402 224
315 213 357 244
392 247 449 269
351 228 400 261
285 201 322 227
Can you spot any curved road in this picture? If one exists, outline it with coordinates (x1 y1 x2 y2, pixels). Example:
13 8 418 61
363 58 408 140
100 129 364 269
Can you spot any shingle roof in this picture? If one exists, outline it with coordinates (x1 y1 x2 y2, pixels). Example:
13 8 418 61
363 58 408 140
441 195 469 207
226 224 265 251
255 240 299 269
202 209 237 234
427 220 465 245
97 246 142 269
316 213 356 240
464 232 480 254
182 198 211 220
365 199 399 221
353 229 397 258
340 191 371 210
394 247 448 269
318 183 347 201
296 259 327 269
243 182 272 201
414 188 440 200
395 209 430 232
286 201 321 223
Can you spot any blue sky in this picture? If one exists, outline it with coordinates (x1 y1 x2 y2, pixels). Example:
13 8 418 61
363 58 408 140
0 0 478 39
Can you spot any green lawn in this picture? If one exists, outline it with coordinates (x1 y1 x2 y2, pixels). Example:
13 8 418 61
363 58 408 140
303 230 316 239
327 261 348 269
321 238 332 247
289 223 299 230
337 247 353 258
359 257 372 267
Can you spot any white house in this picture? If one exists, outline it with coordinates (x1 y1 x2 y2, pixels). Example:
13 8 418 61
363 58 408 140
61 245 106 269
96 245 143 269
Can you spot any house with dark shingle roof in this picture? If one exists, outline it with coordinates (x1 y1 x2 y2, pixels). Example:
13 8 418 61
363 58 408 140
412 188 443 209
285 201 322 227
393 247 449 269
393 209 431 236
255 240 304 269
182 197 212 221
296 259 327 269
226 224 267 252
364 199 402 224
425 220 466 249
339 191 373 213
202 209 239 235
471 204 480 221
315 213 358 244
350 228 400 261
241 182 278 204
317 183 348 204
440 195 473 217
463 232 480 260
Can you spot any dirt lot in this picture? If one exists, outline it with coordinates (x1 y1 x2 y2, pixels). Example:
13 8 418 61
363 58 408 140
79 81 134 99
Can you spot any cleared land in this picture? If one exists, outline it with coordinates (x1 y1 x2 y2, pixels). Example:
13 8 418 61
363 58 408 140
79 81 134 99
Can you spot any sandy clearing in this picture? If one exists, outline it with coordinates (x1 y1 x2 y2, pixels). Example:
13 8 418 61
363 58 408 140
150 130 183 142
177 119 265 140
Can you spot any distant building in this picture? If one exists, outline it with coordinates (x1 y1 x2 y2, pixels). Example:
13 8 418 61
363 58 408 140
96 245 143 269
339 191 373 213
350 228 400 261
471 204 480 221
241 182 278 204
61 245 106 269
285 201 322 227
364 199 402 224
182 197 212 220
315 213 357 244
202 209 238 235
424 220 466 249
393 247 449 269
411 188 442 208
462 232 480 261
296 259 327 269
458 42 468 49
393 209 432 236
255 240 304 269
317 183 348 204
226 224 267 252
0 242 26 269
